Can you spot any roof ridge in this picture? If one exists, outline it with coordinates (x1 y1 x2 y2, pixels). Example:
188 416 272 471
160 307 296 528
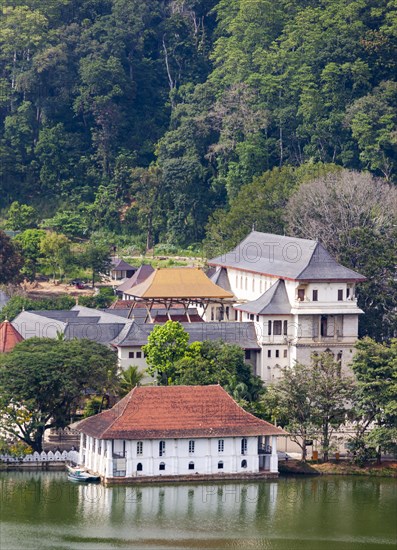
100 388 138 438
294 241 319 279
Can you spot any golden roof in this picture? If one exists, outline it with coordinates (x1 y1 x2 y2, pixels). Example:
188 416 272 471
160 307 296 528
123 268 234 299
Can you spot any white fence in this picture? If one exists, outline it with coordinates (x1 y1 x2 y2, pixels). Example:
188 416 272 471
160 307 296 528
0 450 79 463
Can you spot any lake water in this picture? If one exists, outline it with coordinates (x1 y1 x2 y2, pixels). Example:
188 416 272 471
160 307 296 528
0 472 396 550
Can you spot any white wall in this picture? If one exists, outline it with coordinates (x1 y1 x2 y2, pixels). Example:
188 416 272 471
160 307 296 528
80 435 270 479
117 346 148 372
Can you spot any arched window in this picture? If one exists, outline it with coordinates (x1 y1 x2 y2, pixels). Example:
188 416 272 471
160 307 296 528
218 461 224 469
159 462 165 471
241 460 247 468
188 461 195 470
137 462 143 472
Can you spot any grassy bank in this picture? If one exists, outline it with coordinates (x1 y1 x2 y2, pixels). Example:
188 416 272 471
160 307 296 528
279 460 397 478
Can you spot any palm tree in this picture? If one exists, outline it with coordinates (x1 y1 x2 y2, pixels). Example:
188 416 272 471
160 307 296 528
119 366 145 396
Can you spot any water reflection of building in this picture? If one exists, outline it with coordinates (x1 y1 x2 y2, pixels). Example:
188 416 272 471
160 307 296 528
75 481 280 528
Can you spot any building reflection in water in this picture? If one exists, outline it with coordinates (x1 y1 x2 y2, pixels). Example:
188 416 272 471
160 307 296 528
74 481 279 528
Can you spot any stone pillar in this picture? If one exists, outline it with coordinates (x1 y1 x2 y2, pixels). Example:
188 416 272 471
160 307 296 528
148 440 154 476
93 438 99 473
270 435 278 473
126 441 133 477
84 436 89 468
78 433 84 465
99 440 106 476
231 438 237 473
206 438 211 474
105 440 113 479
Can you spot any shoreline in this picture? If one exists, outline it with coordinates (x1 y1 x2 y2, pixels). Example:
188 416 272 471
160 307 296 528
279 459 397 478
2 459 396 479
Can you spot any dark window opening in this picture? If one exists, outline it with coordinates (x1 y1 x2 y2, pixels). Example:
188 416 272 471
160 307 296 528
275 350 279 358
267 350 271 358
245 350 251 360
312 290 318 302
218 461 224 469
241 438 248 455
159 440 165 457
346 288 350 298
321 316 328 337
273 321 282 335
268 321 272 335
136 351 142 358
241 460 247 468
137 463 143 472
297 289 305 301
128 352 134 359
159 462 165 471
188 462 195 470
338 289 343 301
283 320 288 335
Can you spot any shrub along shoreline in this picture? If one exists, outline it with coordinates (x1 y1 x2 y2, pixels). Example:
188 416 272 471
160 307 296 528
279 460 397 478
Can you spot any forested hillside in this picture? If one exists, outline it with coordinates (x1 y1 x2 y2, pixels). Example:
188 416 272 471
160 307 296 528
0 0 396 247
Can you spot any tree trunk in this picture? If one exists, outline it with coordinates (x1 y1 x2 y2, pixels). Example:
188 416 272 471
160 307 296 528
31 426 45 453
323 423 329 462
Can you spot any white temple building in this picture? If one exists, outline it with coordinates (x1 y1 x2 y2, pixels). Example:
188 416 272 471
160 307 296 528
208 231 366 381
76 385 287 483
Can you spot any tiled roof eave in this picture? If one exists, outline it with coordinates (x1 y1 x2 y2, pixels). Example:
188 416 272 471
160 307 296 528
81 426 287 439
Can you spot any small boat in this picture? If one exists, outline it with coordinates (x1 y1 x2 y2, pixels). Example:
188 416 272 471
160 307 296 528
66 464 100 483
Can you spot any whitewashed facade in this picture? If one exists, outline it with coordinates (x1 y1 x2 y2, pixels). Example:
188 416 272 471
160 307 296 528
208 232 366 381
79 433 280 479
76 385 286 482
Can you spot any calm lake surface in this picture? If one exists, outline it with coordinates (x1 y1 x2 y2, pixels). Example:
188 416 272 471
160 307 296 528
0 472 396 550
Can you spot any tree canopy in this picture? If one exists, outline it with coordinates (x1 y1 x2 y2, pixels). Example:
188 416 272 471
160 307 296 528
0 0 395 247
0 230 24 285
0 338 119 452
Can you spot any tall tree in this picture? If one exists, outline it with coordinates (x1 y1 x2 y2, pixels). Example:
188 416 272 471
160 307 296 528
39 232 71 280
350 337 397 463
81 241 112 288
0 230 24 285
143 320 189 385
268 352 355 462
0 338 119 452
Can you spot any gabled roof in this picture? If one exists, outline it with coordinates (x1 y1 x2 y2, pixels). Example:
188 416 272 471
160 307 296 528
116 264 154 293
76 385 287 440
123 268 234 299
236 280 291 315
12 311 67 339
208 231 366 282
111 258 136 272
114 321 260 349
0 320 24 353
209 267 233 294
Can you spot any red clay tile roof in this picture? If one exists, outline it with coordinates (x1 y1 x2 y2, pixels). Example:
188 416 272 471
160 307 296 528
76 385 287 440
0 320 24 353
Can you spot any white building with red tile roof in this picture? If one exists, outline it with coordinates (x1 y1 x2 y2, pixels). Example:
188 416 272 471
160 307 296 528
76 385 287 482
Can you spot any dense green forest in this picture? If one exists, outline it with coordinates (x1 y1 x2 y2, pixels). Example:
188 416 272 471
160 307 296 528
0 0 396 247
